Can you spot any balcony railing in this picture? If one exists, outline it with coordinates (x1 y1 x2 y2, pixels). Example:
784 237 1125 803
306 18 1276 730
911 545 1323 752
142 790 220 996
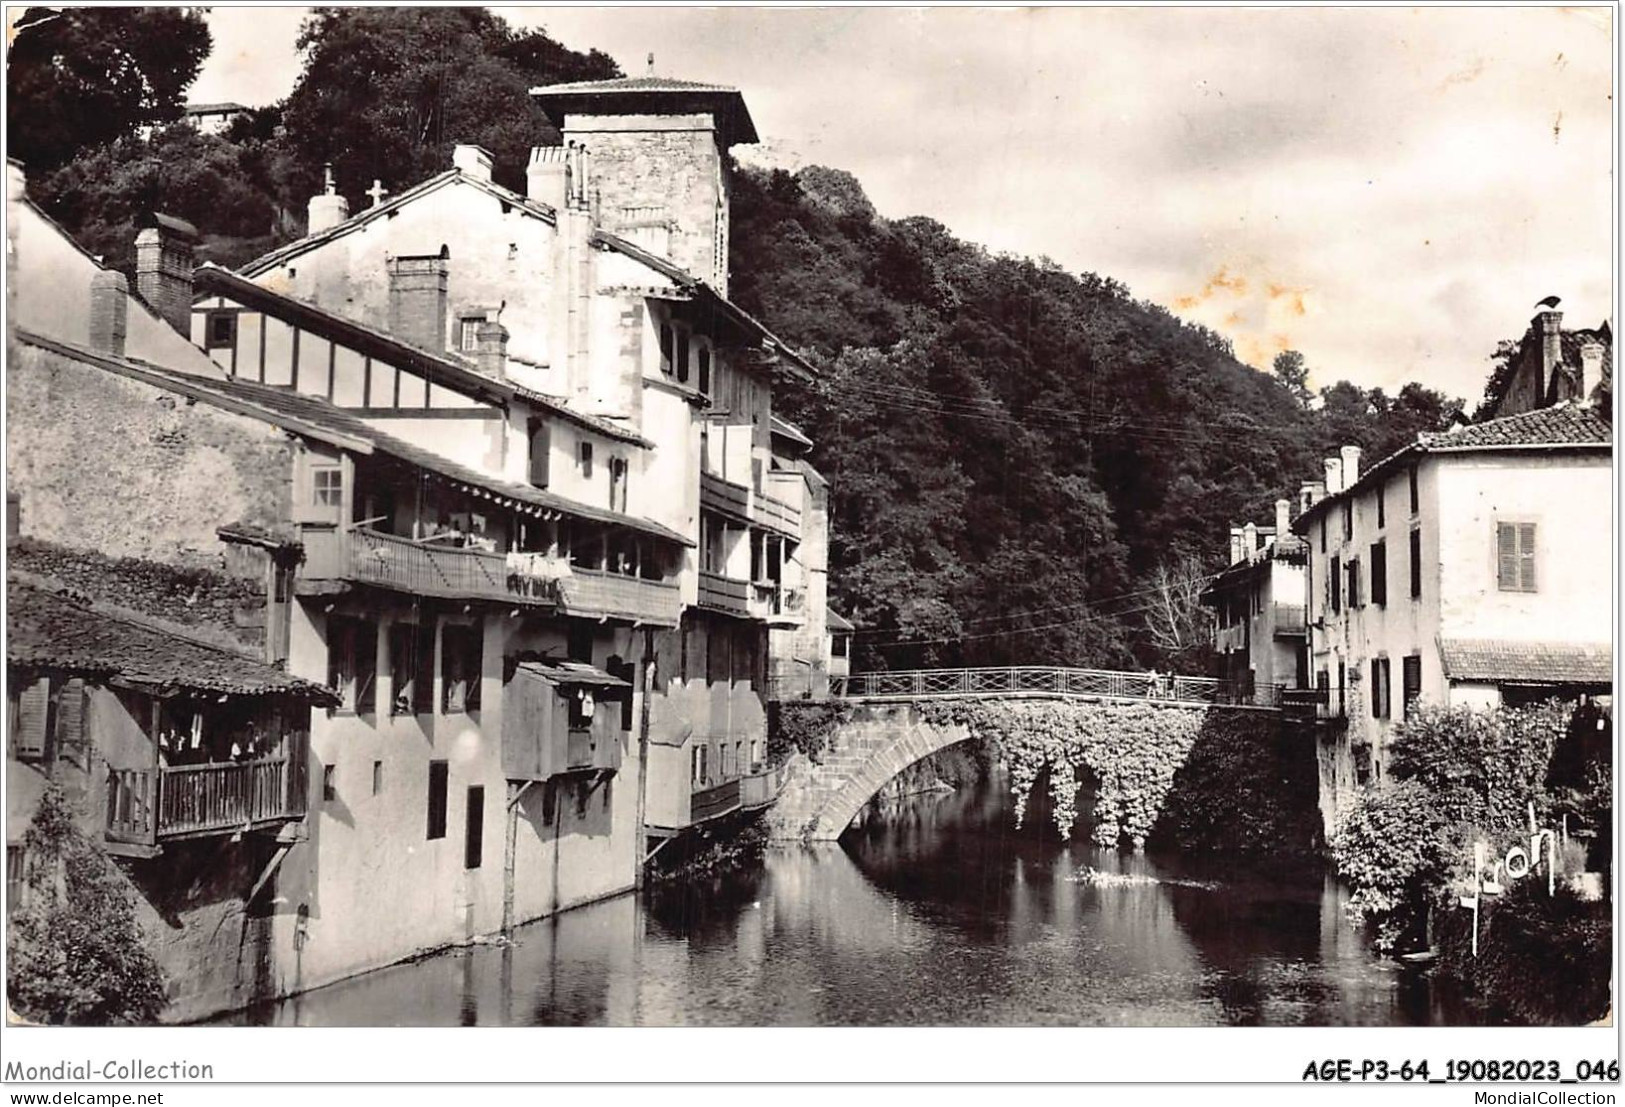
700 471 751 520
698 570 751 618
558 567 681 626
307 527 566 606
754 485 802 538
106 750 309 847
688 766 786 824
830 666 1285 707
1273 604 1307 635
701 470 803 538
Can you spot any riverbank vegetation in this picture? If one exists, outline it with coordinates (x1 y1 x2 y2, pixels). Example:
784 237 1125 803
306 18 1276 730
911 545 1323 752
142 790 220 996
1329 701 1611 1024
6 786 168 1024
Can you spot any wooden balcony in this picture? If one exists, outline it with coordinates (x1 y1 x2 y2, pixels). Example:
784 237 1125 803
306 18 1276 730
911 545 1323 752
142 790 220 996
304 527 564 606
754 483 802 538
105 745 309 850
558 567 681 627
698 570 751 618
689 766 786 825
700 471 751 521
1273 604 1307 636
701 470 803 538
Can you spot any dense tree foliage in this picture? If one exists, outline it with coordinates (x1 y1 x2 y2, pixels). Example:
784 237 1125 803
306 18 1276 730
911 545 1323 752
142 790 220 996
276 8 619 203
7 7 211 172
22 9 616 271
730 166 1464 668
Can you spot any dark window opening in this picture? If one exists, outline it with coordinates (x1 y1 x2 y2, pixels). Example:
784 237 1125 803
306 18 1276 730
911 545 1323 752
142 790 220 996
427 759 448 840
1369 540 1387 606
464 785 484 870
675 330 690 384
579 441 594 478
528 419 550 488
391 621 437 716
1409 528 1423 598
441 622 483 714
697 346 711 395
1408 465 1420 514
322 764 337 802
206 311 237 350
1402 654 1423 718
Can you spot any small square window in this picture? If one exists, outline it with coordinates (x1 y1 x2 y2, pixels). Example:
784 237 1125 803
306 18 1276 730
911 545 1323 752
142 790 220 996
206 312 237 350
458 317 482 352
313 467 343 507
579 441 594 478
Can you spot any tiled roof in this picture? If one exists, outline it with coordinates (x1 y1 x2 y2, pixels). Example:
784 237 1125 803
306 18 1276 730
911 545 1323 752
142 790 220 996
186 102 249 115
530 75 759 146
7 579 339 704
1439 639 1613 685
138 369 695 548
1421 403 1613 451
1295 402 1612 530
531 76 740 94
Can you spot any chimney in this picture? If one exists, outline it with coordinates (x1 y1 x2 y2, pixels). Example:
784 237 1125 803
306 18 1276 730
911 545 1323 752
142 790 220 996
528 146 569 211
1297 481 1320 514
452 144 494 183
134 212 198 335
388 251 449 352
89 270 129 356
1274 498 1292 541
1242 522 1259 558
617 207 673 258
1229 527 1245 566
1323 457 1343 496
308 163 350 235
474 315 508 380
1537 309 1564 389
1578 340 1602 401
1339 445 1363 488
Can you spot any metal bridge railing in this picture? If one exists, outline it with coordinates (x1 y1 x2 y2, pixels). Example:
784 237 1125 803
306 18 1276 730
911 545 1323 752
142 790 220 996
828 666 1284 708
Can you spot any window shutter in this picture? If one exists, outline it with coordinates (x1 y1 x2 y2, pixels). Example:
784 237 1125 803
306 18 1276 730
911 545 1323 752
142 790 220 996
1371 660 1382 718
14 678 49 760
55 678 85 750
1497 522 1519 590
528 420 550 488
1409 528 1422 598
1518 523 1536 591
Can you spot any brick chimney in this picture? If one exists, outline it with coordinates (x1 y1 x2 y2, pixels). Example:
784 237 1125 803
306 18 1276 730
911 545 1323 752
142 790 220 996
1242 521 1259 558
474 316 508 380
388 251 449 352
134 212 197 335
1323 457 1343 496
1339 445 1363 488
528 146 569 210
1537 308 1564 391
89 270 129 356
452 144 494 182
1274 498 1292 541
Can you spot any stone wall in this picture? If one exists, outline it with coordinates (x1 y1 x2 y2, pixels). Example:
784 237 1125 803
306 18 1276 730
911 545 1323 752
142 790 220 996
6 341 295 575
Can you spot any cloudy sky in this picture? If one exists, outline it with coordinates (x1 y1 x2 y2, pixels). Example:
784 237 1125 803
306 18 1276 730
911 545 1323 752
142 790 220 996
193 5 1614 403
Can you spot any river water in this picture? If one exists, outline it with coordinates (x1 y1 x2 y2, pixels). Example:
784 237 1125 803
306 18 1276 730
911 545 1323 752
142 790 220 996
231 779 1473 1026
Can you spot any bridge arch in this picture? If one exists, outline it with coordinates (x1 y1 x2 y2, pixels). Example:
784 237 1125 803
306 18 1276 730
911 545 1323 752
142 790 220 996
768 667 1265 844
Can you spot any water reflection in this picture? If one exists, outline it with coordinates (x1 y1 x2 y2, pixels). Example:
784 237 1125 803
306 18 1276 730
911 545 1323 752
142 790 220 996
229 780 1472 1026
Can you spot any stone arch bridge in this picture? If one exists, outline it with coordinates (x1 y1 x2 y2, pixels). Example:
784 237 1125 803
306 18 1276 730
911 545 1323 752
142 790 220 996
767 666 1285 841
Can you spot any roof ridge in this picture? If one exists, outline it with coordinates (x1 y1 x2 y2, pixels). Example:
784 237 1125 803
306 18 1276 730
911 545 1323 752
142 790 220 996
9 570 269 663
